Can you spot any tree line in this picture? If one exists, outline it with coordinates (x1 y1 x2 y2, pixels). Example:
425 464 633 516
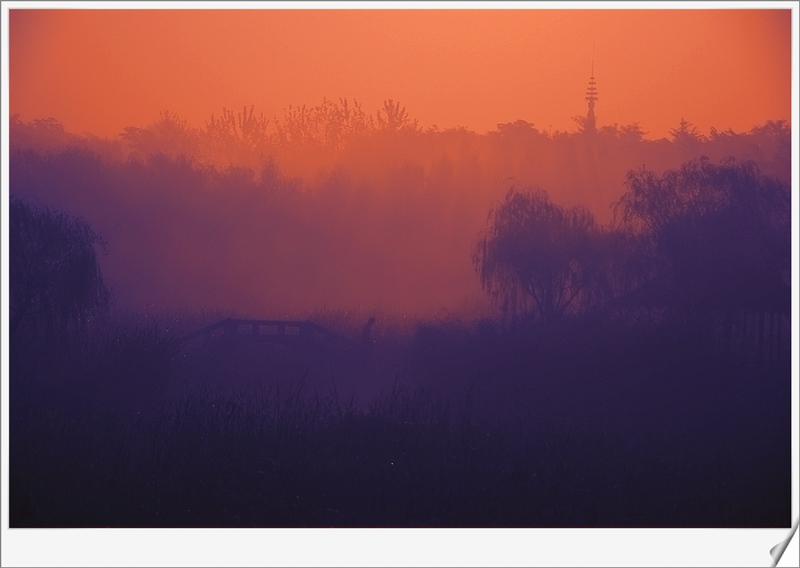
10 103 790 220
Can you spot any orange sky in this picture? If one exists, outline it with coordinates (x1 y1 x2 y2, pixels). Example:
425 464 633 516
8 6 793 140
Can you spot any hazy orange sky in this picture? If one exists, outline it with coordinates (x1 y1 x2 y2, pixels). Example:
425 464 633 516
8 6 793 140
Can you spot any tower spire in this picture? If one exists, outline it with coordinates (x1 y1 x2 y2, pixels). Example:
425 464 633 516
585 46 598 133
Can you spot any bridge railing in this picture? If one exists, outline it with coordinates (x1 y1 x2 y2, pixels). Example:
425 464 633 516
176 318 359 349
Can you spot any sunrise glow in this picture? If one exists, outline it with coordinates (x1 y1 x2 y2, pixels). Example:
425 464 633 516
9 7 791 139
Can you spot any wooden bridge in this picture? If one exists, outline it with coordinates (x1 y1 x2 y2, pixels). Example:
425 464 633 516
176 318 360 349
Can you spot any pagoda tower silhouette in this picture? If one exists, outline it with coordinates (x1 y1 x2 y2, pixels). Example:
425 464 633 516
584 52 598 133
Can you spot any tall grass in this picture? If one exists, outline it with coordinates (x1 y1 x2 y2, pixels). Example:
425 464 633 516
9 313 792 528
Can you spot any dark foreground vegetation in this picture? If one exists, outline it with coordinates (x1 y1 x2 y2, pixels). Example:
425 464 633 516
10 312 791 528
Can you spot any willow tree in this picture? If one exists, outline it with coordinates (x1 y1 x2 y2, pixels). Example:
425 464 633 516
473 187 603 323
10 197 109 343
